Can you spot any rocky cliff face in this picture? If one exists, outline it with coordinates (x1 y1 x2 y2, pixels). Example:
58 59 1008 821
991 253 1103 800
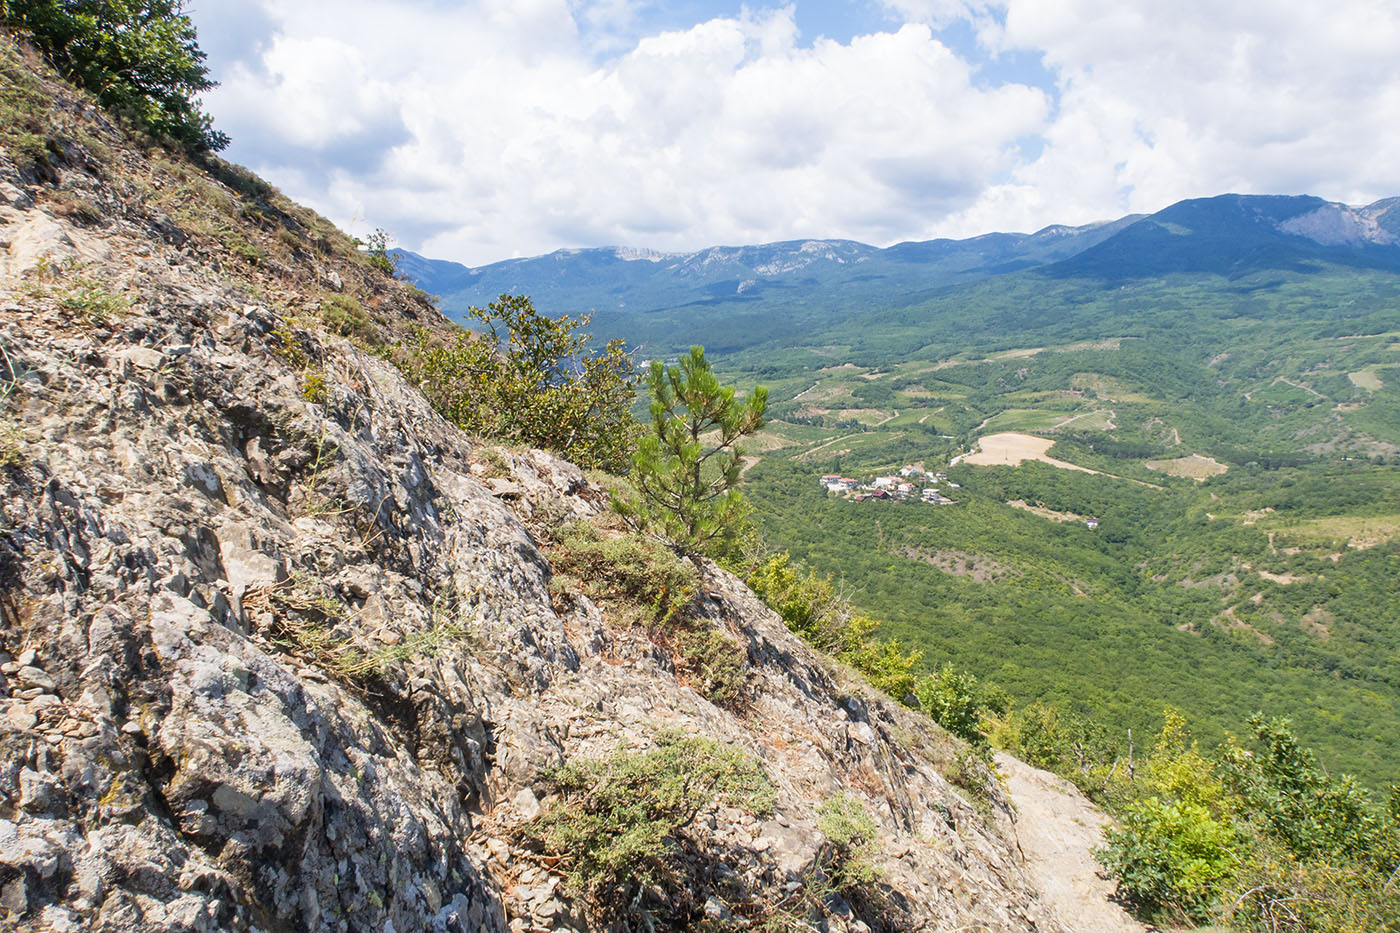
0 36 1072 932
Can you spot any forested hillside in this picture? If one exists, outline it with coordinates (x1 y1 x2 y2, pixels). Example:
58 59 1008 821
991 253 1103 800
402 196 1400 789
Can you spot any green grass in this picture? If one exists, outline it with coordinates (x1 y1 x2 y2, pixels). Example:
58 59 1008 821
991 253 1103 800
981 408 1079 432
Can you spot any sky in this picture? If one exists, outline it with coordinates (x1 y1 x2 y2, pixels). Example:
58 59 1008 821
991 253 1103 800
187 0 1400 266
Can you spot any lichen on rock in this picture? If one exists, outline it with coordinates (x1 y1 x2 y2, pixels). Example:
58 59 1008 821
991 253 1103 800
0 32 1074 933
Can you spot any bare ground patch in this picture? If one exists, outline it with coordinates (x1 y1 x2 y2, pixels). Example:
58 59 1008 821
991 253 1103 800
1007 499 1087 524
1349 366 1385 391
1145 453 1228 480
1301 606 1333 640
902 547 1014 583
956 432 1102 474
1213 606 1275 645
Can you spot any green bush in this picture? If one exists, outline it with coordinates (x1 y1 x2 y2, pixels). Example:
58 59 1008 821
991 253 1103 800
3 0 227 152
1097 797 1240 922
360 228 397 276
672 623 749 708
815 792 880 891
915 663 992 747
320 294 380 344
745 551 920 701
1091 711 1400 931
521 732 775 917
1220 715 1396 867
397 295 638 471
992 700 1131 803
1224 844 1400 933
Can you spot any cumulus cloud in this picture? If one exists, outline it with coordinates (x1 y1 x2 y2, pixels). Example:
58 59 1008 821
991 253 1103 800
188 0 1400 264
940 0 1400 235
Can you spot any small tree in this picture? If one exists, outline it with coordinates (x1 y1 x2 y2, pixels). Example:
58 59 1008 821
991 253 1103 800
616 346 767 556
4 0 228 152
398 295 639 472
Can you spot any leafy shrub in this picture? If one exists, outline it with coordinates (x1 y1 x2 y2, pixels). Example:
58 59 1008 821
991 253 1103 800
993 700 1131 803
915 663 989 746
1097 797 1240 922
246 575 474 684
0 419 24 469
815 792 880 891
745 551 920 701
1224 844 1400 933
1146 707 1226 809
320 294 380 344
1220 715 1396 867
360 228 397 276
4 0 227 152
1091 711 1400 931
397 295 638 471
671 622 749 708
521 732 775 917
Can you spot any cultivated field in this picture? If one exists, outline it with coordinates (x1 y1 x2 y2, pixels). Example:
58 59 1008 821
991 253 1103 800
958 432 1102 474
1145 453 1230 480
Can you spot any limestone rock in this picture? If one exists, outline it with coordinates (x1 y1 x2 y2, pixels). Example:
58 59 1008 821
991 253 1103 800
0 44 1080 933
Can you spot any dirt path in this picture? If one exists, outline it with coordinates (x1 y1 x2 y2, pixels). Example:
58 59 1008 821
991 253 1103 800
996 753 1150 933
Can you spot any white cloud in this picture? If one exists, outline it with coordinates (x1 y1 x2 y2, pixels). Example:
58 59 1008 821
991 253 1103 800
941 0 1400 235
189 0 1400 264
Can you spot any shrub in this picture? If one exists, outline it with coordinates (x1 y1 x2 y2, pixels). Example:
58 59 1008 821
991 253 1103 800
993 700 1129 803
360 228 397 276
671 622 749 708
299 370 329 404
1224 844 1400 933
915 663 990 746
1097 797 1239 923
0 419 24 468
521 732 775 917
397 295 638 471
1220 715 1395 867
815 792 880 891
3 0 228 152
745 551 920 702
1093 711 1400 930
320 294 380 344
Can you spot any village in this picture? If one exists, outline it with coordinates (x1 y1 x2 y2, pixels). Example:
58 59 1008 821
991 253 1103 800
819 465 961 504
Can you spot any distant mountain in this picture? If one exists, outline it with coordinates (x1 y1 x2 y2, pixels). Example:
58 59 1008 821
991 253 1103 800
1047 194 1400 280
394 194 1400 354
390 218 1138 345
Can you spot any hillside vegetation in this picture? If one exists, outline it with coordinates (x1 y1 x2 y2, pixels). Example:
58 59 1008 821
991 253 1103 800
0 22 1116 933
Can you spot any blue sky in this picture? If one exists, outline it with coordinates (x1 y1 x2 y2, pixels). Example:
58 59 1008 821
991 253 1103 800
188 1 1400 265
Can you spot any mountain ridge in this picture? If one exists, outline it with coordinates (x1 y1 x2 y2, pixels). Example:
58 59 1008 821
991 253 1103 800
395 194 1400 346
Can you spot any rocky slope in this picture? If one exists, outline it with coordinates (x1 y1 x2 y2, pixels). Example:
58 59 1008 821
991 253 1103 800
0 34 1089 932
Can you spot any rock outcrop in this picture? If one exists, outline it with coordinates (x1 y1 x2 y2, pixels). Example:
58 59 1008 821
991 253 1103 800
0 33 1077 932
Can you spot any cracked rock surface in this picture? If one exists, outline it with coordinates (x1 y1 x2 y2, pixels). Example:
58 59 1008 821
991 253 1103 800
0 35 1079 933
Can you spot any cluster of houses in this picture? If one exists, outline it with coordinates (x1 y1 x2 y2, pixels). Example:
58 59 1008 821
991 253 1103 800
820 465 960 504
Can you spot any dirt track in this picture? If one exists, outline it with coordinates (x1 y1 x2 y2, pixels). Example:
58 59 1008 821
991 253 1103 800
996 753 1151 933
